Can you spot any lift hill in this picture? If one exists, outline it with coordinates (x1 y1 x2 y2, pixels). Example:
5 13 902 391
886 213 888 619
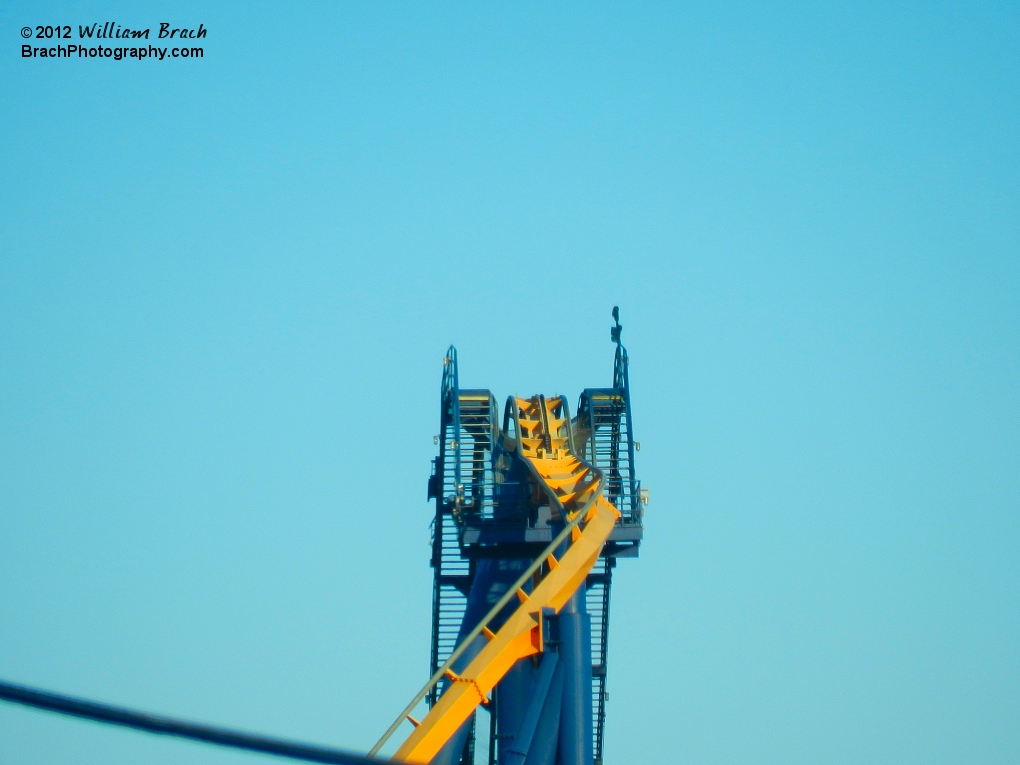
374 308 646 765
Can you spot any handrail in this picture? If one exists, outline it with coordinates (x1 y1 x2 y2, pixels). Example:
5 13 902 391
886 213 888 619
501 395 519 441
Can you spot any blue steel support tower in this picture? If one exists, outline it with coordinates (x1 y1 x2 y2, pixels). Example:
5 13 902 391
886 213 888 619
426 310 644 765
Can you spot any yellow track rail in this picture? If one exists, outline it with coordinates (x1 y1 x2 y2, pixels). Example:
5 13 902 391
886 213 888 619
388 396 620 764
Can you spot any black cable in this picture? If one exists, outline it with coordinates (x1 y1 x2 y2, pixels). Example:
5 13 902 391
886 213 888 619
0 679 380 764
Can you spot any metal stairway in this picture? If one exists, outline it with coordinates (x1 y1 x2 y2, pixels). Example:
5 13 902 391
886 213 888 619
574 329 641 765
428 350 499 764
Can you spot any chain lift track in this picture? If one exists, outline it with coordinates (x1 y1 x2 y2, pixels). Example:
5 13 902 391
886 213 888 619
383 309 644 765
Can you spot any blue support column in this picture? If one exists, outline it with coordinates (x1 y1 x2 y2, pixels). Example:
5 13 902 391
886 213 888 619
502 609 564 765
522 666 562 765
497 655 536 763
557 589 594 765
503 650 558 764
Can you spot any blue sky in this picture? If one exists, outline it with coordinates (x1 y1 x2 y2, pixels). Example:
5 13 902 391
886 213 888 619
1 2 1017 763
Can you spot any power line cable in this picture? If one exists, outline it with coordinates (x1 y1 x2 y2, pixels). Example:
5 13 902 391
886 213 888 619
0 679 380 764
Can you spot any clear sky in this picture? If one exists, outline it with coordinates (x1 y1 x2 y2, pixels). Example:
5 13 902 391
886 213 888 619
1 2 1017 764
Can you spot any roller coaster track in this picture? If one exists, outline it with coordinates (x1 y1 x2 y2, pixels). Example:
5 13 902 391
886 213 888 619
376 395 621 764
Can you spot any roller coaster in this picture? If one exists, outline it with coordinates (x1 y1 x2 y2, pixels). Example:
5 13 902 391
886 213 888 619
0 309 645 765
372 307 646 765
